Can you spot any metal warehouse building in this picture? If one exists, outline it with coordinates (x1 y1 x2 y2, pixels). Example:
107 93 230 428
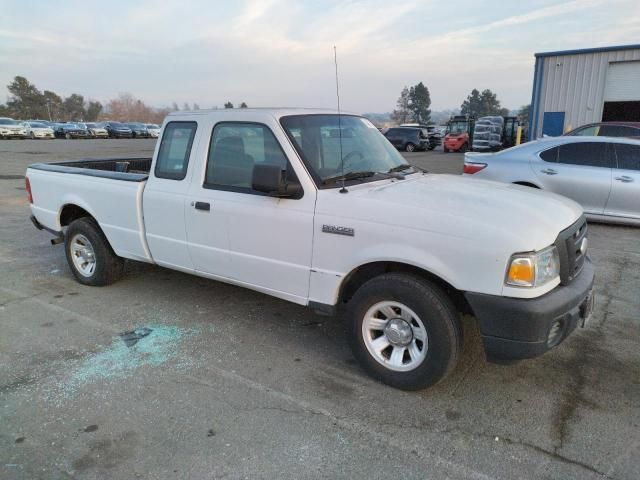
530 44 640 139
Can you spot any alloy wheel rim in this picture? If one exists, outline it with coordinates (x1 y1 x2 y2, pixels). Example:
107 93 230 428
362 301 428 372
70 234 96 277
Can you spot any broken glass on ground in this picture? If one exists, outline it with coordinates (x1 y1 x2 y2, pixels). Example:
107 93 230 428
119 327 153 347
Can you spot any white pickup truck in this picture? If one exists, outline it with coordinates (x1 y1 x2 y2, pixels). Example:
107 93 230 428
26 109 595 390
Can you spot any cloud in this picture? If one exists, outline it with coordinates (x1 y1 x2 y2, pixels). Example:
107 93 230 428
0 0 637 112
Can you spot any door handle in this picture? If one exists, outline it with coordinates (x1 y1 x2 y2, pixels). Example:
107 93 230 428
540 168 558 175
615 176 633 183
193 201 210 211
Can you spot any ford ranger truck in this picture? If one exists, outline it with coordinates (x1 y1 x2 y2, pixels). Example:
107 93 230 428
26 109 595 390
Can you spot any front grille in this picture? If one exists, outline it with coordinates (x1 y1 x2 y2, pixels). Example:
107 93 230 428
555 216 588 285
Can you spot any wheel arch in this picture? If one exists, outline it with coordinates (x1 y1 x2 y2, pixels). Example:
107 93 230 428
337 260 471 315
59 203 96 227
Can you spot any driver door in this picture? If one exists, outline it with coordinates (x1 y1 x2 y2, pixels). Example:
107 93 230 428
187 121 317 304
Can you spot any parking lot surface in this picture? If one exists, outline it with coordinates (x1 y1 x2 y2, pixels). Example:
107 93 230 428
1 140 639 479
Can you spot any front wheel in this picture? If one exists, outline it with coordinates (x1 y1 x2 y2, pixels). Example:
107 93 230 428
405 143 416 152
64 217 124 286
346 273 461 390
460 143 469 153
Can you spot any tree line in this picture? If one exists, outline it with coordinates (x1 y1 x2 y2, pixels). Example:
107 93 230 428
392 83 530 124
0 75 250 123
0 76 104 122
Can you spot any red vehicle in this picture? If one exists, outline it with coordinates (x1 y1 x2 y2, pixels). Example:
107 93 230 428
564 121 640 139
443 115 474 153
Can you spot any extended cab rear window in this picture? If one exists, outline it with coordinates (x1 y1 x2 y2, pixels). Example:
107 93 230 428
155 122 197 180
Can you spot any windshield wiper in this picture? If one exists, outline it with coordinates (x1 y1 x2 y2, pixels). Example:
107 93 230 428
388 164 428 174
322 171 377 185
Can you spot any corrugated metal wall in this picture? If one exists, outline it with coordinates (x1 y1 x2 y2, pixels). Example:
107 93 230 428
534 48 640 138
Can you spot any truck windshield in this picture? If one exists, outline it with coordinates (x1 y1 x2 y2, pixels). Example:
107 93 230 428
447 122 468 134
280 114 407 187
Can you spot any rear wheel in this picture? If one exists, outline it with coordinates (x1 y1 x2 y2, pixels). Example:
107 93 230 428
64 217 124 286
347 273 461 390
405 143 416 152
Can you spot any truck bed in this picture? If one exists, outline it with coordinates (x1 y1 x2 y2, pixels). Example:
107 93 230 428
28 157 152 182
27 157 153 263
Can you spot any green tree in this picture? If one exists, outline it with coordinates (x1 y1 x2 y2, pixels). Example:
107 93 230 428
172 102 179 111
6 76 44 119
391 86 411 124
183 102 191 110
85 101 103 121
63 94 85 121
42 90 63 121
224 101 234 109
460 89 482 117
518 104 531 120
193 103 200 110
408 82 431 124
240 102 248 108
461 88 507 118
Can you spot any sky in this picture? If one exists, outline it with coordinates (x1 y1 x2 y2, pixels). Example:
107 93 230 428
0 0 639 113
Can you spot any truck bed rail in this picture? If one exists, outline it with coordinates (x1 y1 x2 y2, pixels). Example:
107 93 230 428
28 157 152 182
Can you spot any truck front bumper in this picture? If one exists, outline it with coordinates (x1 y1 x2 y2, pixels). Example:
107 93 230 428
464 257 595 361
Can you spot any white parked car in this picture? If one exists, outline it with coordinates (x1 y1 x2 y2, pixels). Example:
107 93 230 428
463 136 640 225
0 117 27 139
83 122 109 138
24 121 55 139
145 124 160 138
26 109 595 390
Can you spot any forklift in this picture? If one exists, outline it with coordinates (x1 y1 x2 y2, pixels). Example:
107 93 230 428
443 115 475 153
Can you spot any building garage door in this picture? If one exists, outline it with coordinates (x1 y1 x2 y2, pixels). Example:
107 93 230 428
603 61 640 121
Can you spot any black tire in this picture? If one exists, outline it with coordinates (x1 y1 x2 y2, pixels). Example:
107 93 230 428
443 147 449 153
460 143 468 153
405 143 416 152
346 273 461 390
64 217 124 286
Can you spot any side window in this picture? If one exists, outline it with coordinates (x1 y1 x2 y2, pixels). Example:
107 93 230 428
572 125 599 136
540 146 559 162
600 125 640 138
205 123 297 194
155 122 197 180
614 143 640 171
557 142 610 168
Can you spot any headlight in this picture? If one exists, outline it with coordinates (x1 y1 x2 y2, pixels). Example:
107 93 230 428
505 245 559 288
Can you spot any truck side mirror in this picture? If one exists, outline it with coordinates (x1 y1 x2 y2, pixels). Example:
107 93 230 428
252 163 303 199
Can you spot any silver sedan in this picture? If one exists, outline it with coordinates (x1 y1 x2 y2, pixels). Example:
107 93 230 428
463 136 640 225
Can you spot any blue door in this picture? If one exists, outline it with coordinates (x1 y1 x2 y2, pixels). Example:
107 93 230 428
542 112 565 136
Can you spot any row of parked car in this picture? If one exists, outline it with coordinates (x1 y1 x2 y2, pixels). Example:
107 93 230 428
0 117 160 139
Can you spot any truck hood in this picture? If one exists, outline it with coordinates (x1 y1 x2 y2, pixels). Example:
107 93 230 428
335 173 583 251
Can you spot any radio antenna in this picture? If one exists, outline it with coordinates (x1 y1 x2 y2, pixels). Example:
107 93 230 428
334 45 347 194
